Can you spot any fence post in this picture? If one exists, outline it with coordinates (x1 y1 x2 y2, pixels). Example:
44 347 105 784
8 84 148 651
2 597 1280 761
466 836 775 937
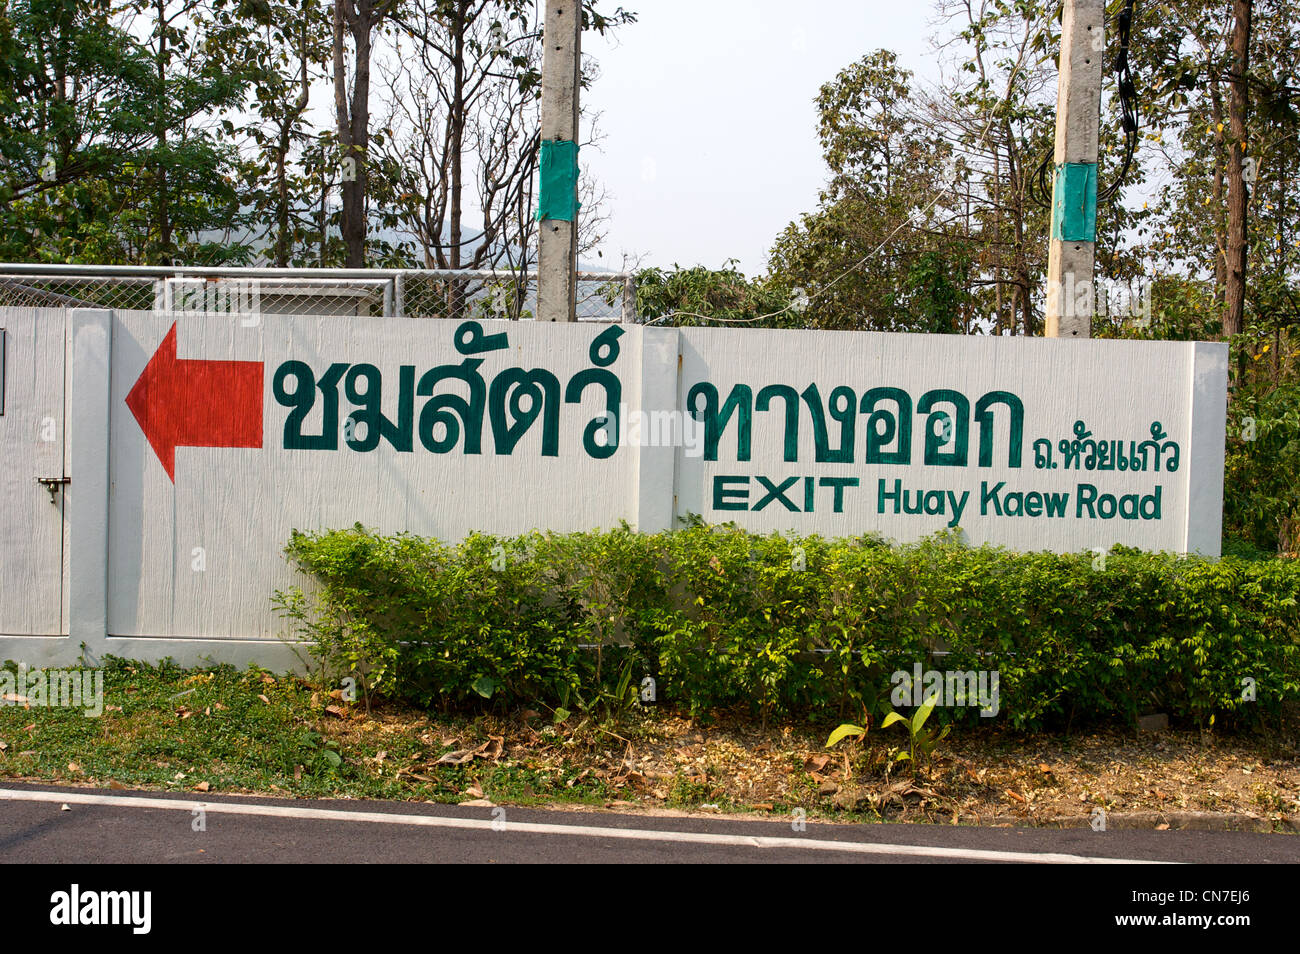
634 326 678 531
1186 342 1229 556
621 274 636 324
67 309 113 665
394 273 405 318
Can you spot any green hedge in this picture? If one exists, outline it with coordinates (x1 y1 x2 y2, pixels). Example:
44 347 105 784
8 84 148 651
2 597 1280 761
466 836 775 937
277 525 1300 731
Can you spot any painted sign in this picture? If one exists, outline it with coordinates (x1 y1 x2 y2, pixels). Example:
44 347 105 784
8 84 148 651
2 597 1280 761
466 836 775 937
125 323 263 480
0 306 1227 662
674 328 1226 556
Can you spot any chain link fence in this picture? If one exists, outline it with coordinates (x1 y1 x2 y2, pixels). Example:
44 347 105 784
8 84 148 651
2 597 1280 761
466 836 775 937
0 265 635 322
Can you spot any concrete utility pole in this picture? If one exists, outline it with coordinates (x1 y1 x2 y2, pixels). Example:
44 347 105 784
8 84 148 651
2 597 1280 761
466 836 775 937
536 0 582 323
1044 0 1104 338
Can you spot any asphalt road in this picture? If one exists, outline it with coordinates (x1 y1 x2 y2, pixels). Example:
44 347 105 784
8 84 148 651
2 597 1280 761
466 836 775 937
0 781 1296 864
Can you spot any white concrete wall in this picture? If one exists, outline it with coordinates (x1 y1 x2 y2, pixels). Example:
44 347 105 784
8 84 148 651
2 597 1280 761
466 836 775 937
0 307 1228 670
0 309 66 638
676 328 1223 555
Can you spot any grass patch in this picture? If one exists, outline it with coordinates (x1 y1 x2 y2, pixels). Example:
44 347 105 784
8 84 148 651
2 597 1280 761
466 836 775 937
1 658 1297 830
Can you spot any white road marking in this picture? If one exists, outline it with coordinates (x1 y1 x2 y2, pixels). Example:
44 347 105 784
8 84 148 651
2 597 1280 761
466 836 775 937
0 787 1172 864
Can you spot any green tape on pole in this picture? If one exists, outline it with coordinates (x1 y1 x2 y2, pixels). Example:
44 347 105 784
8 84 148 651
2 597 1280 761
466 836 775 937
1051 162 1098 242
535 139 580 222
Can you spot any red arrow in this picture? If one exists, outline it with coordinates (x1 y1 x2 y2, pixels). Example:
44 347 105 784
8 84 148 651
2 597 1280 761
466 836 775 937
125 323 263 482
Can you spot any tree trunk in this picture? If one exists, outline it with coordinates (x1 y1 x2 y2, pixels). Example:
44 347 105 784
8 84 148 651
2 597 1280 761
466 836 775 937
154 0 172 264
1208 79 1228 304
449 2 465 269
1224 0 1253 339
335 0 373 267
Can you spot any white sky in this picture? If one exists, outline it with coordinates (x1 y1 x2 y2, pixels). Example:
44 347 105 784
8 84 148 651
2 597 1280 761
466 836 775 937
582 0 949 276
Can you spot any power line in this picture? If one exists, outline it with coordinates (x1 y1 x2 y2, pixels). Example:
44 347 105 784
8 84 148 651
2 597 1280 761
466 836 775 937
647 42 1037 327
1029 0 1141 210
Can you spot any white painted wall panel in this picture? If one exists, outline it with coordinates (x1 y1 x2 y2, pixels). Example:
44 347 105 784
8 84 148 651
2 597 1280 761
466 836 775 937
106 312 640 639
676 328 1219 555
0 308 66 635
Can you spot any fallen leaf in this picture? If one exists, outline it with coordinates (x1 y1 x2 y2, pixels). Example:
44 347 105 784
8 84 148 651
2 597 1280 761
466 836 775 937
261 675 276 685
436 749 476 765
1156 823 1170 831
67 762 82 774
804 754 832 774
258 694 271 705
294 765 303 781
192 781 210 792
1005 789 1027 804
464 784 484 799
108 780 127 790
399 770 437 783
0 741 7 752
324 705 346 718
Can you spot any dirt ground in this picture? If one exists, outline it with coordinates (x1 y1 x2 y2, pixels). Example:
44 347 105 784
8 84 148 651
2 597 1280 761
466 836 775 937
324 705 1300 831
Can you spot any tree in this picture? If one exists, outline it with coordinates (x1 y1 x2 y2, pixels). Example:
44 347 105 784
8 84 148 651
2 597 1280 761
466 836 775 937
379 0 542 272
0 0 250 262
1135 0 1300 342
1225 0 1254 338
240 0 333 266
630 261 795 327
768 51 973 332
332 0 399 266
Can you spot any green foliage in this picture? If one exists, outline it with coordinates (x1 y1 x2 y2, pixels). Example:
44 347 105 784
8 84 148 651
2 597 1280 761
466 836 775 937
1224 373 1300 553
766 51 979 333
628 262 797 328
0 0 254 263
281 524 1300 732
824 723 866 748
880 697 951 772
